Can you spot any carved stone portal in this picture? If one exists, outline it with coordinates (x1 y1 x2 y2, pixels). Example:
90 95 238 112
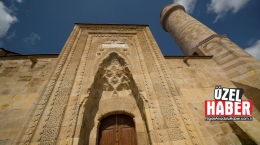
78 52 149 145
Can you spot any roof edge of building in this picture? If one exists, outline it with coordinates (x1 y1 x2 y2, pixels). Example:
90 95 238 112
74 23 149 26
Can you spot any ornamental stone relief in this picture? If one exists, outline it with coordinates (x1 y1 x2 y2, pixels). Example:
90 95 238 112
89 52 140 97
78 52 149 145
103 58 130 91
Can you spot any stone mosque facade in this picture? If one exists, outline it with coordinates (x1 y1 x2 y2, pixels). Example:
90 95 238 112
0 4 260 145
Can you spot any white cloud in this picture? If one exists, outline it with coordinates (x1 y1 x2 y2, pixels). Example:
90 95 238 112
244 40 260 60
207 0 250 23
173 0 197 14
246 38 256 46
0 2 17 38
24 33 41 45
6 31 16 40
17 0 23 3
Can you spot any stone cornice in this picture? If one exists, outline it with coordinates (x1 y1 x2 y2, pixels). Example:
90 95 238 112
190 34 227 55
197 34 226 47
75 23 147 30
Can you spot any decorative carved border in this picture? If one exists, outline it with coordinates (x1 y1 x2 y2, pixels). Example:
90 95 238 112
136 29 187 143
62 31 93 143
143 27 202 144
39 29 89 144
16 26 81 145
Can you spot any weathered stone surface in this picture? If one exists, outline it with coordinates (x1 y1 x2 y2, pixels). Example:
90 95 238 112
165 56 260 144
0 56 58 145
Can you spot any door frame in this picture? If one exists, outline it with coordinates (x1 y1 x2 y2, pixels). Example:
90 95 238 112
94 111 149 145
98 114 137 145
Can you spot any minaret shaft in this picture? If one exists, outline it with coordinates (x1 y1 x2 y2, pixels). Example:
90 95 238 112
160 4 216 55
160 4 260 113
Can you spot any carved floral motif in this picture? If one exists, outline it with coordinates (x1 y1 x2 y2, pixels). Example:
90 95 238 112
90 53 134 95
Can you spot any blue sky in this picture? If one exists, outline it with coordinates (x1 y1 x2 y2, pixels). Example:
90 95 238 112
0 0 260 59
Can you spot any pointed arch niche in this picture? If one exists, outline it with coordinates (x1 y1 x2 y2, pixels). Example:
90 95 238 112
78 52 150 145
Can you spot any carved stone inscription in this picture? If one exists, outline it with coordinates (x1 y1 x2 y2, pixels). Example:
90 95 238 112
101 40 128 48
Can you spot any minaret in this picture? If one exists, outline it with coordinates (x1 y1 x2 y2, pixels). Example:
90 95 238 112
160 4 260 111
160 4 216 55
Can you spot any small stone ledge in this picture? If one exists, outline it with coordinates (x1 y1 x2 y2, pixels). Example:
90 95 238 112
0 54 59 60
164 55 213 59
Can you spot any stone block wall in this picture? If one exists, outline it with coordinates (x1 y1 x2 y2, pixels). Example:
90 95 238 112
165 56 260 144
0 55 58 145
197 36 260 111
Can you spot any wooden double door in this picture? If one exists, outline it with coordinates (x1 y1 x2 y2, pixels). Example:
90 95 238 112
98 114 137 145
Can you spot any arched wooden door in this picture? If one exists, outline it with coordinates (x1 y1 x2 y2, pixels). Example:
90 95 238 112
98 114 137 145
